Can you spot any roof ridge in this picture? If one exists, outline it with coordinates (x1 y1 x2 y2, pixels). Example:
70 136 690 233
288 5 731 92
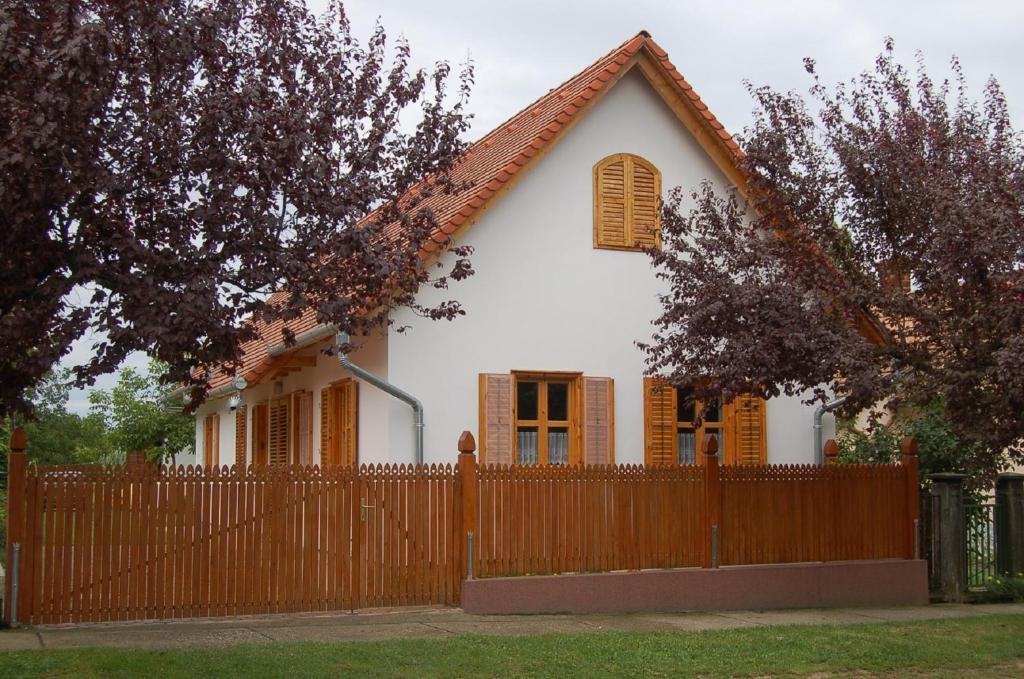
462 31 648 151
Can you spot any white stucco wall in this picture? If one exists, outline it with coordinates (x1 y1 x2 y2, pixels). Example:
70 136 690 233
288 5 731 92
193 67 835 467
386 69 834 465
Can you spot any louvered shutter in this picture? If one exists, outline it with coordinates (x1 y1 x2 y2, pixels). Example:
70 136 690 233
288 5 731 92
594 157 628 247
630 159 660 249
293 391 312 466
234 405 247 469
583 377 614 465
268 397 289 465
730 395 766 465
320 387 333 464
479 373 513 465
340 380 358 466
644 378 677 465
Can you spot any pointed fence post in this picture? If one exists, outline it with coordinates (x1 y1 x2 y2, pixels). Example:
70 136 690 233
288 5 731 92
4 427 27 625
902 437 921 559
457 431 478 580
824 439 839 465
703 434 721 569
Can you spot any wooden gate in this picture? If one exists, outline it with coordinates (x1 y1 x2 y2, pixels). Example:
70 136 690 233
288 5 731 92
3 451 462 624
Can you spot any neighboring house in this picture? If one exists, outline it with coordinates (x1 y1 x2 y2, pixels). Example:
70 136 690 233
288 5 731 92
190 31 837 470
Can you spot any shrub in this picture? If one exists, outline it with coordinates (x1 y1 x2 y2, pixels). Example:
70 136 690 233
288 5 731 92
979 575 1024 602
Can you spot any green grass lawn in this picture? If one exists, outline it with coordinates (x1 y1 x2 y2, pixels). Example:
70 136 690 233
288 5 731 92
1 615 1022 678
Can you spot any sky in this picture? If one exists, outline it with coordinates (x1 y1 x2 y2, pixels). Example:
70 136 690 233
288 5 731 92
62 0 1024 413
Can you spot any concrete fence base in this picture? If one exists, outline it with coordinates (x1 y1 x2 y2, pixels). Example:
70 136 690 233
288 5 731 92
462 560 929 615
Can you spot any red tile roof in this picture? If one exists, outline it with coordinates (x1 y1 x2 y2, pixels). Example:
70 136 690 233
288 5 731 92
204 31 743 392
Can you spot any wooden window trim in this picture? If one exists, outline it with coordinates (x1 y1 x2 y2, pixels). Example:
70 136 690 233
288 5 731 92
511 372 583 465
675 389 724 467
593 152 662 252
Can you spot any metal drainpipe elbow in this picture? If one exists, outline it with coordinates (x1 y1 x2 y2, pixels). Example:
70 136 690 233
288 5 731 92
336 332 425 466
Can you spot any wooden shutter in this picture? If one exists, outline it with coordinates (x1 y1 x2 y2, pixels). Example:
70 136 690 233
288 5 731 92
479 373 513 465
203 414 214 467
234 405 247 469
339 380 358 466
631 158 661 249
252 403 269 466
594 156 628 248
644 377 676 465
725 395 767 465
320 387 334 464
594 154 661 250
583 377 614 465
321 381 358 466
268 397 289 465
291 391 312 466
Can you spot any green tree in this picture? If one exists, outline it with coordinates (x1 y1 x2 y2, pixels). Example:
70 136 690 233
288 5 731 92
836 399 996 492
89 362 195 464
0 369 113 466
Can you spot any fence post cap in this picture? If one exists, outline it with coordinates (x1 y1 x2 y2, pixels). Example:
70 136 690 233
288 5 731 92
457 431 477 454
823 439 839 461
703 433 718 457
900 436 919 457
8 425 27 453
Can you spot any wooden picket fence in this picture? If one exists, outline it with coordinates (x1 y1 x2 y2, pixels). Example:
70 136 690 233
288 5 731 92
3 429 920 625
2 447 462 625
470 437 920 577
474 464 707 577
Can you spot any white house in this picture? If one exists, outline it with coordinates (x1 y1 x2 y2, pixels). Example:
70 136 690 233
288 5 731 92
189 31 838 470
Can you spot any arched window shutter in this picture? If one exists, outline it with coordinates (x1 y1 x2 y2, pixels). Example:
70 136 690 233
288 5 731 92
479 373 513 465
643 377 676 465
583 377 614 465
631 159 660 249
594 154 661 250
594 157 628 247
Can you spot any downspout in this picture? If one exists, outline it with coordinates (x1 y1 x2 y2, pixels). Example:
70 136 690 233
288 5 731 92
336 332 424 465
813 395 848 465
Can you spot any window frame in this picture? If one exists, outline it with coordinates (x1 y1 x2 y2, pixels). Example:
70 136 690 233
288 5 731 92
673 387 724 465
511 371 583 465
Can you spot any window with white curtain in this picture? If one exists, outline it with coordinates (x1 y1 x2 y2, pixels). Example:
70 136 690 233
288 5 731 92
514 376 575 465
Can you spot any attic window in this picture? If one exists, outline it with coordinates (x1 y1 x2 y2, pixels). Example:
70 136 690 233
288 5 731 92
593 153 661 251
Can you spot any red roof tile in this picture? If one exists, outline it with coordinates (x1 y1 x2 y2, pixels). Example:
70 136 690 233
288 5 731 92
204 31 743 392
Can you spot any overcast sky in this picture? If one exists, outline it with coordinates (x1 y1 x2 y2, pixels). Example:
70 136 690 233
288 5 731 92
63 0 1024 413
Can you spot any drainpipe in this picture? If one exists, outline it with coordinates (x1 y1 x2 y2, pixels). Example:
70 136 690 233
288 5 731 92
336 332 424 465
813 395 848 465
